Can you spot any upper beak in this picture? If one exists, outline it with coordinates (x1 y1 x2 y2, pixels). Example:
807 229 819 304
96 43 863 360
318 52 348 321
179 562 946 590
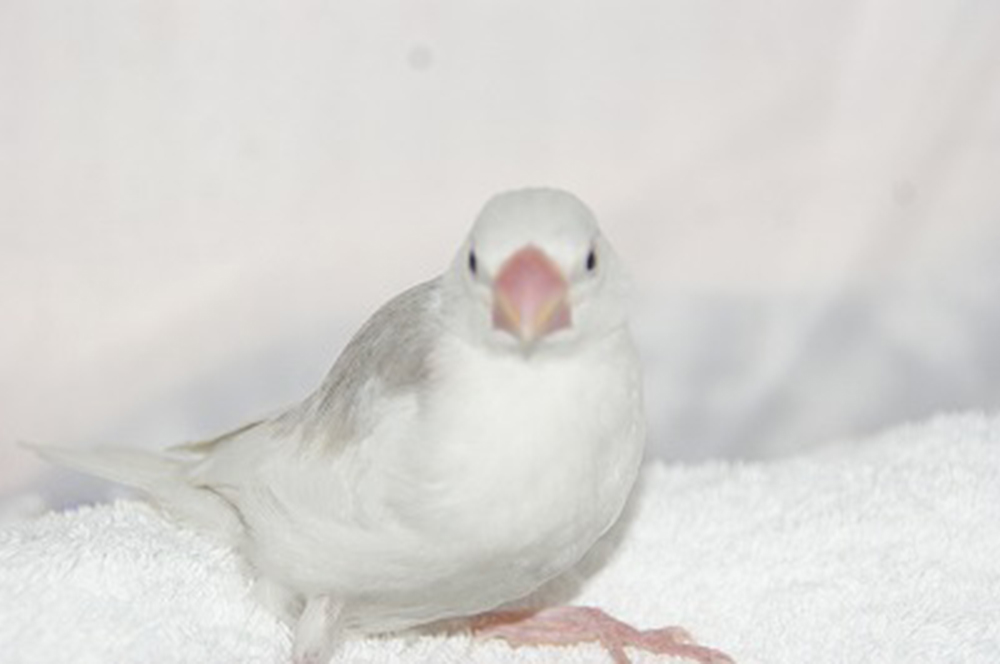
492 246 571 343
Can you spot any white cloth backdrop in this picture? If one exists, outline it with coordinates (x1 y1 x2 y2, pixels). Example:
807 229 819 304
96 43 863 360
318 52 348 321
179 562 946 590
2 1 999 500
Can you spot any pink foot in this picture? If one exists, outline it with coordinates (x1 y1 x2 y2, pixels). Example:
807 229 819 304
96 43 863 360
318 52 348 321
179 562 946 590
472 606 733 664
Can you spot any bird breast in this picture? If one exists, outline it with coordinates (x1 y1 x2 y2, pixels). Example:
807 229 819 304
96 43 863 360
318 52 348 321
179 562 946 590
391 329 645 589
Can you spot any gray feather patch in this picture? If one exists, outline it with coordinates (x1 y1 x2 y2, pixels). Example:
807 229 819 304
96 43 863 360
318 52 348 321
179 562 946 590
298 278 443 449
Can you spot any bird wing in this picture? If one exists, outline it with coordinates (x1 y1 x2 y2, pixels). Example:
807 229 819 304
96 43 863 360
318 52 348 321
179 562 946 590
297 277 444 454
180 278 446 520
32 279 445 545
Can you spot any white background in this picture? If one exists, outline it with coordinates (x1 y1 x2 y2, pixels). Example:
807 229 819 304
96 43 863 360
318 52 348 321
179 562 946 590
2 1 999 500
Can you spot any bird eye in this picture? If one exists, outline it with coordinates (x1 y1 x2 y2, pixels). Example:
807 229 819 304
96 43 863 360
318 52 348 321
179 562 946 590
586 248 597 272
468 249 478 275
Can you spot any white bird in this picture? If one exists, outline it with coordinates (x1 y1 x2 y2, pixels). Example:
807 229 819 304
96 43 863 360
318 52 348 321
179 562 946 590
35 189 730 664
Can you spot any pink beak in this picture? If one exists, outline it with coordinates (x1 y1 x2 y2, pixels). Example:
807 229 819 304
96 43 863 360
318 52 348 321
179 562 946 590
492 246 571 343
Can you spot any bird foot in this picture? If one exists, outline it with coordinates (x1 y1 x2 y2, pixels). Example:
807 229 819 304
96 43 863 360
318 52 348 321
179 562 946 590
471 606 733 664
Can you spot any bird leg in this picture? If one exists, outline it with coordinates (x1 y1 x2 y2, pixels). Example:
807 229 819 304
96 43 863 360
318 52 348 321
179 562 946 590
292 595 344 664
471 606 734 664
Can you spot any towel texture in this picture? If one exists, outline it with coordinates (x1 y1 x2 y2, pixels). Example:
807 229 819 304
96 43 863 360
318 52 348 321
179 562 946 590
1 412 998 663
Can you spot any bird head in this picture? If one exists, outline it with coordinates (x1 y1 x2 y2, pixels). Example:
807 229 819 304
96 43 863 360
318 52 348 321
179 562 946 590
444 188 630 355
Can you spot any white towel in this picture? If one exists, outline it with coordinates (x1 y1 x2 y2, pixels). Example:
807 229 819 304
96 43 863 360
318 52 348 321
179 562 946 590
1 412 998 663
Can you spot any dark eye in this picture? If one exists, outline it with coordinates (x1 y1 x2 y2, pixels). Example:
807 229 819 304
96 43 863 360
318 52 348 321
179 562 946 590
586 248 597 272
468 249 478 275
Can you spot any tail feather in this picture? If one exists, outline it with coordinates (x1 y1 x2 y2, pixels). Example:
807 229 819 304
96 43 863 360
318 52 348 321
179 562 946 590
26 442 244 542
27 443 184 492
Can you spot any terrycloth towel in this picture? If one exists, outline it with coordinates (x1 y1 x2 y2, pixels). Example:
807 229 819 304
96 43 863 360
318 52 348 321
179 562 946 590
1 412 998 663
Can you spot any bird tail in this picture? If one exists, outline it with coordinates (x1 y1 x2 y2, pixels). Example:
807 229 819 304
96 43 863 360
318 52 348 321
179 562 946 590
26 442 244 541
28 442 183 491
